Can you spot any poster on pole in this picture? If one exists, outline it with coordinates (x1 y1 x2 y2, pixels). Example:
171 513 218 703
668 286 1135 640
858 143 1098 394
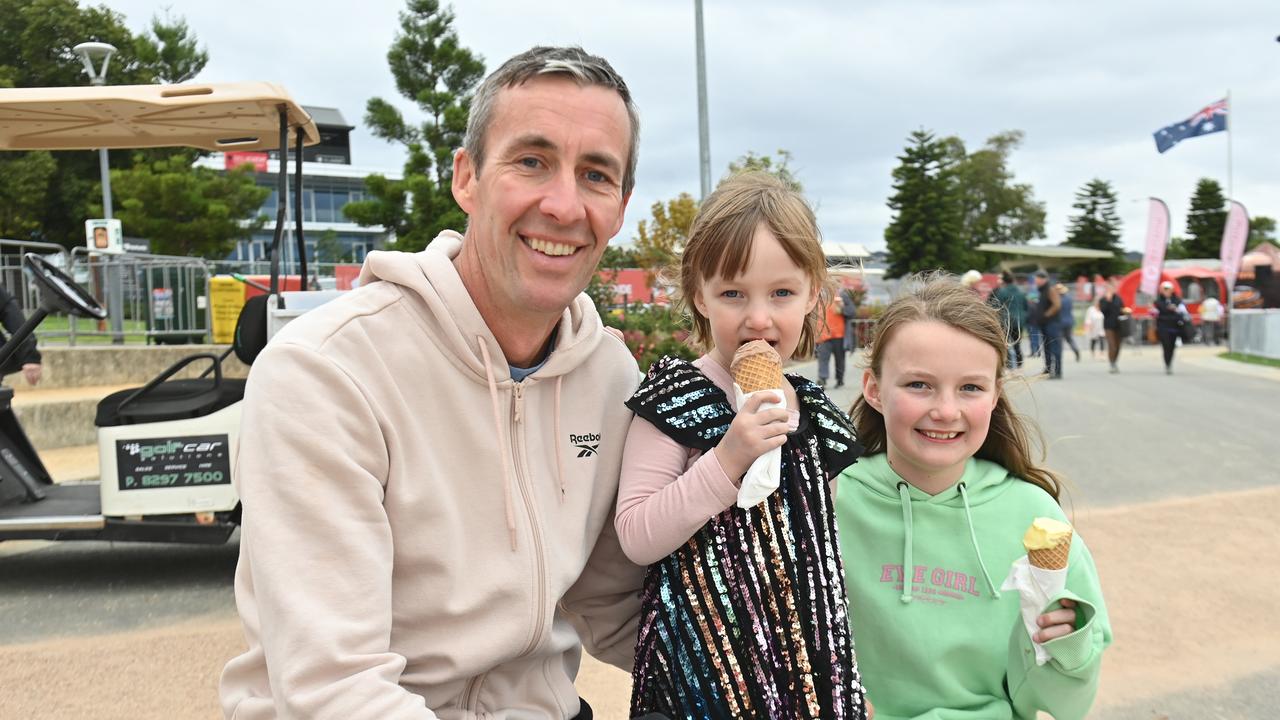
84 218 123 255
1139 198 1170 297
1220 201 1249 290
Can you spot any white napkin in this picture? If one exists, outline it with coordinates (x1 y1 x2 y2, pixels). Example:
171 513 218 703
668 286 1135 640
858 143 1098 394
1000 556 1067 665
732 384 786 508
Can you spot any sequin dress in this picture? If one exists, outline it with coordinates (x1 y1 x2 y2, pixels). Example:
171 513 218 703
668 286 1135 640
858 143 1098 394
624 356 868 720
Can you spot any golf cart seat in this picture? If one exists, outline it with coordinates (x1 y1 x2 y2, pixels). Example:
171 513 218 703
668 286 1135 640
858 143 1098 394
95 354 246 427
94 293 270 428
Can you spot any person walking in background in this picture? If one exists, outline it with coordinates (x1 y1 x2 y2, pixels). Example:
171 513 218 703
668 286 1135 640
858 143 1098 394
1199 294 1223 345
1027 280 1043 359
988 271 1027 369
1084 298 1106 358
840 278 860 355
1151 280 1189 375
0 284 42 386
1035 271 1062 378
1056 283 1081 363
817 292 848 389
1098 284 1126 373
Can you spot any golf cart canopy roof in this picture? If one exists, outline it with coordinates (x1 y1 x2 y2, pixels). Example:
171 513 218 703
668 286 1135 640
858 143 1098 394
0 81 319 152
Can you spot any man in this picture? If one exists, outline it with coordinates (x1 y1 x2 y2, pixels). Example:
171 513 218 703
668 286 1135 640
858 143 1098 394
987 271 1027 369
816 292 846 389
220 46 645 720
1034 270 1062 378
0 284 41 386
839 278 859 354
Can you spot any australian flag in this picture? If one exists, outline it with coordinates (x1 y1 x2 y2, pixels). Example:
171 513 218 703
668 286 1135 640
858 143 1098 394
1153 99 1228 153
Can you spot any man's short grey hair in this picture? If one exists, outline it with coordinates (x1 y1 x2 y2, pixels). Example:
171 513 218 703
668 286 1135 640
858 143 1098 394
463 46 640 197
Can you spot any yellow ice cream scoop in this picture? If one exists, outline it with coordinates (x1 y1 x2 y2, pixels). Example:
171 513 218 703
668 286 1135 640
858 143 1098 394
1022 517 1073 570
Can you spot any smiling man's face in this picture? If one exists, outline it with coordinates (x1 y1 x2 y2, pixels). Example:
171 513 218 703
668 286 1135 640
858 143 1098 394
452 75 632 323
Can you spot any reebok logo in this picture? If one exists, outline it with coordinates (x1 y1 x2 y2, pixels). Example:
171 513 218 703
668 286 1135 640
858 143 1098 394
570 432 600 458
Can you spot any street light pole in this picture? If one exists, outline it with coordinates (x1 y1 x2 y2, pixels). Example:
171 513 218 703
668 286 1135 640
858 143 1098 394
73 41 124 344
694 0 711 200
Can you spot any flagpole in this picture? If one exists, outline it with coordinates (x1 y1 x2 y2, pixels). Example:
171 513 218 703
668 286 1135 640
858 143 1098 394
1226 89 1233 201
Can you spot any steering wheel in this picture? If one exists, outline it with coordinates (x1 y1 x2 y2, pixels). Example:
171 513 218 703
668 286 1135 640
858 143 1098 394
24 253 108 319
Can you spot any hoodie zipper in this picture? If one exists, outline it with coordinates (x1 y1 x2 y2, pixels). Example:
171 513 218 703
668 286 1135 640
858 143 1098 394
511 382 549 657
462 671 487 719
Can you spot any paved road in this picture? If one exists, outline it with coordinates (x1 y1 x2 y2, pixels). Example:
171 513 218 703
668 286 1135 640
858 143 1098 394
803 342 1280 509
2 341 1277 718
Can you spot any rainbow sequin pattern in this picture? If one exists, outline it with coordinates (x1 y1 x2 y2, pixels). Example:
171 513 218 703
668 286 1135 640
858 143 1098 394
624 357 867 719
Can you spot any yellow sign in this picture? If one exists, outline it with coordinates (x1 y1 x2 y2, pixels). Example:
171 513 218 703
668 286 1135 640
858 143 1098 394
209 276 246 344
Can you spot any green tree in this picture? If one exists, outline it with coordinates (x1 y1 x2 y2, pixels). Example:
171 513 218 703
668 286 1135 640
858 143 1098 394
100 152 269 258
1247 215 1276 249
952 130 1046 265
633 193 698 285
883 129 965 278
1183 178 1228 259
0 1 209 246
314 229 351 264
724 149 802 192
0 152 57 240
345 0 484 252
132 10 208 84
1063 178 1123 276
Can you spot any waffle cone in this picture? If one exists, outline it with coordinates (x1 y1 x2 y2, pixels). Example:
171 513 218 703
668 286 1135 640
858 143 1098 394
731 341 784 393
1027 530 1072 570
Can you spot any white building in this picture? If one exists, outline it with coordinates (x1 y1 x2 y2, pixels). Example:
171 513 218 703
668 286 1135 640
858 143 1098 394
195 105 401 264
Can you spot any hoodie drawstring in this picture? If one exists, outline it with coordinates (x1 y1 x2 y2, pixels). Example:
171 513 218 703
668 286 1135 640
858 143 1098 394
554 376 566 500
958 483 1001 599
897 482 914 603
477 337 518 551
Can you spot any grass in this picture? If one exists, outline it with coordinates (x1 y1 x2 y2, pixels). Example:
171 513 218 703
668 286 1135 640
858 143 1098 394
35 315 164 345
1218 351 1280 369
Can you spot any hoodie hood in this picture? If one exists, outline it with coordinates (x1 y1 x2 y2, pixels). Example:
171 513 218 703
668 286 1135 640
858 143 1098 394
846 452 1015 508
357 230 606 384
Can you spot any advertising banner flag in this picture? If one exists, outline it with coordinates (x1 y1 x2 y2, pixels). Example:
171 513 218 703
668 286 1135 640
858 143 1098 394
1220 201 1249 290
1139 198 1170 297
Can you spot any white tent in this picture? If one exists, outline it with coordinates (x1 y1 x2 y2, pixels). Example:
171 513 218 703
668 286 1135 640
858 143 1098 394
821 242 871 260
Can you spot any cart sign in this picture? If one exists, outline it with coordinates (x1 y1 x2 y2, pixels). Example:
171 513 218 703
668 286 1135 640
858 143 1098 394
225 151 269 172
116 435 232 491
84 218 123 255
152 288 175 320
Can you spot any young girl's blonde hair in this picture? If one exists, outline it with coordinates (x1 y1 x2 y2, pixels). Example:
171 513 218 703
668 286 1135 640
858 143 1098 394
851 274 1063 501
673 171 831 360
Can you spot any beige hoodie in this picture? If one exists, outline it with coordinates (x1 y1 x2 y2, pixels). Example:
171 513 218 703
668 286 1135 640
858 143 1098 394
220 232 645 719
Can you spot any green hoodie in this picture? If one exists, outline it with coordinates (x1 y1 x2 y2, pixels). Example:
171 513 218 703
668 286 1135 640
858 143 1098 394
836 454 1111 720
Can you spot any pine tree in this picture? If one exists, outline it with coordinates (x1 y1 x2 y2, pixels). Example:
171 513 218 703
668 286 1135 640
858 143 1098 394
883 130 965 278
1064 178 1123 276
1183 178 1228 259
344 0 485 252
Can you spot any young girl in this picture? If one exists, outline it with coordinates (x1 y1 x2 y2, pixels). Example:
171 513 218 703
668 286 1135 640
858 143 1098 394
616 172 869 719
836 276 1111 720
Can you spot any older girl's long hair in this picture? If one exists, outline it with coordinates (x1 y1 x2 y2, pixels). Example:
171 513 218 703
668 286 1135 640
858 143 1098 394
850 274 1063 501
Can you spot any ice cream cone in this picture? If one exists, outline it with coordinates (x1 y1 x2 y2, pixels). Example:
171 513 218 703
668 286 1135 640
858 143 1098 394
731 340 784 393
1022 517 1073 570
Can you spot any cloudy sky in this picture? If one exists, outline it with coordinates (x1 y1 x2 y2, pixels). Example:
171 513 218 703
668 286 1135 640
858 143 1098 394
103 0 1279 253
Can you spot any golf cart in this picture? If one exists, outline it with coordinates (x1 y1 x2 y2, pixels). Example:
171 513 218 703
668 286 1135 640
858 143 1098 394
0 82 321 544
